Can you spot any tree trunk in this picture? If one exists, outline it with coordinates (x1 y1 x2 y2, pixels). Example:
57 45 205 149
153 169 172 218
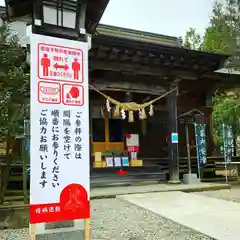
0 137 12 205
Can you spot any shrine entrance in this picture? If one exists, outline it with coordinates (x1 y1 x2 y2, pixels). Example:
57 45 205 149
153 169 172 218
89 88 173 184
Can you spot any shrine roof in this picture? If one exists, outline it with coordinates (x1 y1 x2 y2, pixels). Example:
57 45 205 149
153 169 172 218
95 24 182 47
91 24 229 76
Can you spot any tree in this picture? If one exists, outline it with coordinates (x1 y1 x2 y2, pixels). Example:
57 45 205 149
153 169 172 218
184 0 240 55
202 2 233 53
206 0 240 150
183 27 203 50
212 90 240 146
203 0 240 68
0 23 29 204
183 0 240 152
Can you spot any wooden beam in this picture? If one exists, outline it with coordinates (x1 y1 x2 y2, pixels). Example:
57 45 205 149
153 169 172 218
92 80 167 95
90 60 198 80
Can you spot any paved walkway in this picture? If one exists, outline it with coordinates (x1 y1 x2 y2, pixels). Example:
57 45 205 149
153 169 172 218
91 183 229 199
119 191 240 240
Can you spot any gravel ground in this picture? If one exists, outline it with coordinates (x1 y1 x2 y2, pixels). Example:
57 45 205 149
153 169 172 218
0 198 213 240
91 198 213 240
194 186 240 203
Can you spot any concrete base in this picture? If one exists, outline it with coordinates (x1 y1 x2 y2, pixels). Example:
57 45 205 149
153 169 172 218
183 173 200 184
36 230 84 240
168 180 181 184
30 219 85 236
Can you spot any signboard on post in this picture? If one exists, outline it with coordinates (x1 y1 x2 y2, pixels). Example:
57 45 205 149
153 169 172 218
126 134 139 160
171 133 178 144
30 34 89 224
222 124 233 163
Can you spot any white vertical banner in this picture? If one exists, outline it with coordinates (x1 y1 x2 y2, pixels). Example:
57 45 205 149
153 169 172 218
30 34 89 224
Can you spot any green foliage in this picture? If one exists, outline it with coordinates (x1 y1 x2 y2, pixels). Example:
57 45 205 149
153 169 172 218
0 23 29 204
208 0 240 146
212 90 240 145
0 24 30 141
183 28 202 50
183 0 240 148
202 1 235 53
184 0 240 55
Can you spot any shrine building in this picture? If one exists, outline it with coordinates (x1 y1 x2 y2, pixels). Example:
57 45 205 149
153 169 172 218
88 24 239 183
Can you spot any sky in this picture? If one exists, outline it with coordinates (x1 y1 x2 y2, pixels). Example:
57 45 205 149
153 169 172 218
0 0 214 38
100 0 214 37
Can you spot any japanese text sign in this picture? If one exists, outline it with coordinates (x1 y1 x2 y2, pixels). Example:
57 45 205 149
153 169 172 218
38 43 84 83
126 134 139 153
222 124 233 162
30 34 89 224
171 133 178 144
194 123 207 165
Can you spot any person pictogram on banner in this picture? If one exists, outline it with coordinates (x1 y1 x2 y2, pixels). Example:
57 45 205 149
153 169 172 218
72 58 80 80
41 54 51 76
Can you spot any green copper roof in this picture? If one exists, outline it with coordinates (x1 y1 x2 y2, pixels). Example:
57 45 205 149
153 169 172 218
96 24 182 47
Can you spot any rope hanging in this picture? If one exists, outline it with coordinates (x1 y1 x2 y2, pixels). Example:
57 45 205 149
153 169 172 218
89 84 178 122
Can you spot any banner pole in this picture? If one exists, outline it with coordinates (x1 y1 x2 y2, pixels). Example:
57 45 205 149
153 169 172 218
222 124 228 183
84 218 91 240
30 224 36 240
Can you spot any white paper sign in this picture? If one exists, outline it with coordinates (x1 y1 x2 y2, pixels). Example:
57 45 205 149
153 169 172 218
30 34 89 224
126 134 139 147
106 157 114 167
122 157 129 167
114 157 122 167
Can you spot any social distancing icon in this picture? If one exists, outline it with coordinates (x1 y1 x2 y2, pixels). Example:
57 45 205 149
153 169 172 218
38 43 84 83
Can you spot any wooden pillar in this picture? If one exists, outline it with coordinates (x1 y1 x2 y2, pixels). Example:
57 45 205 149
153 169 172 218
206 87 215 156
167 88 180 183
